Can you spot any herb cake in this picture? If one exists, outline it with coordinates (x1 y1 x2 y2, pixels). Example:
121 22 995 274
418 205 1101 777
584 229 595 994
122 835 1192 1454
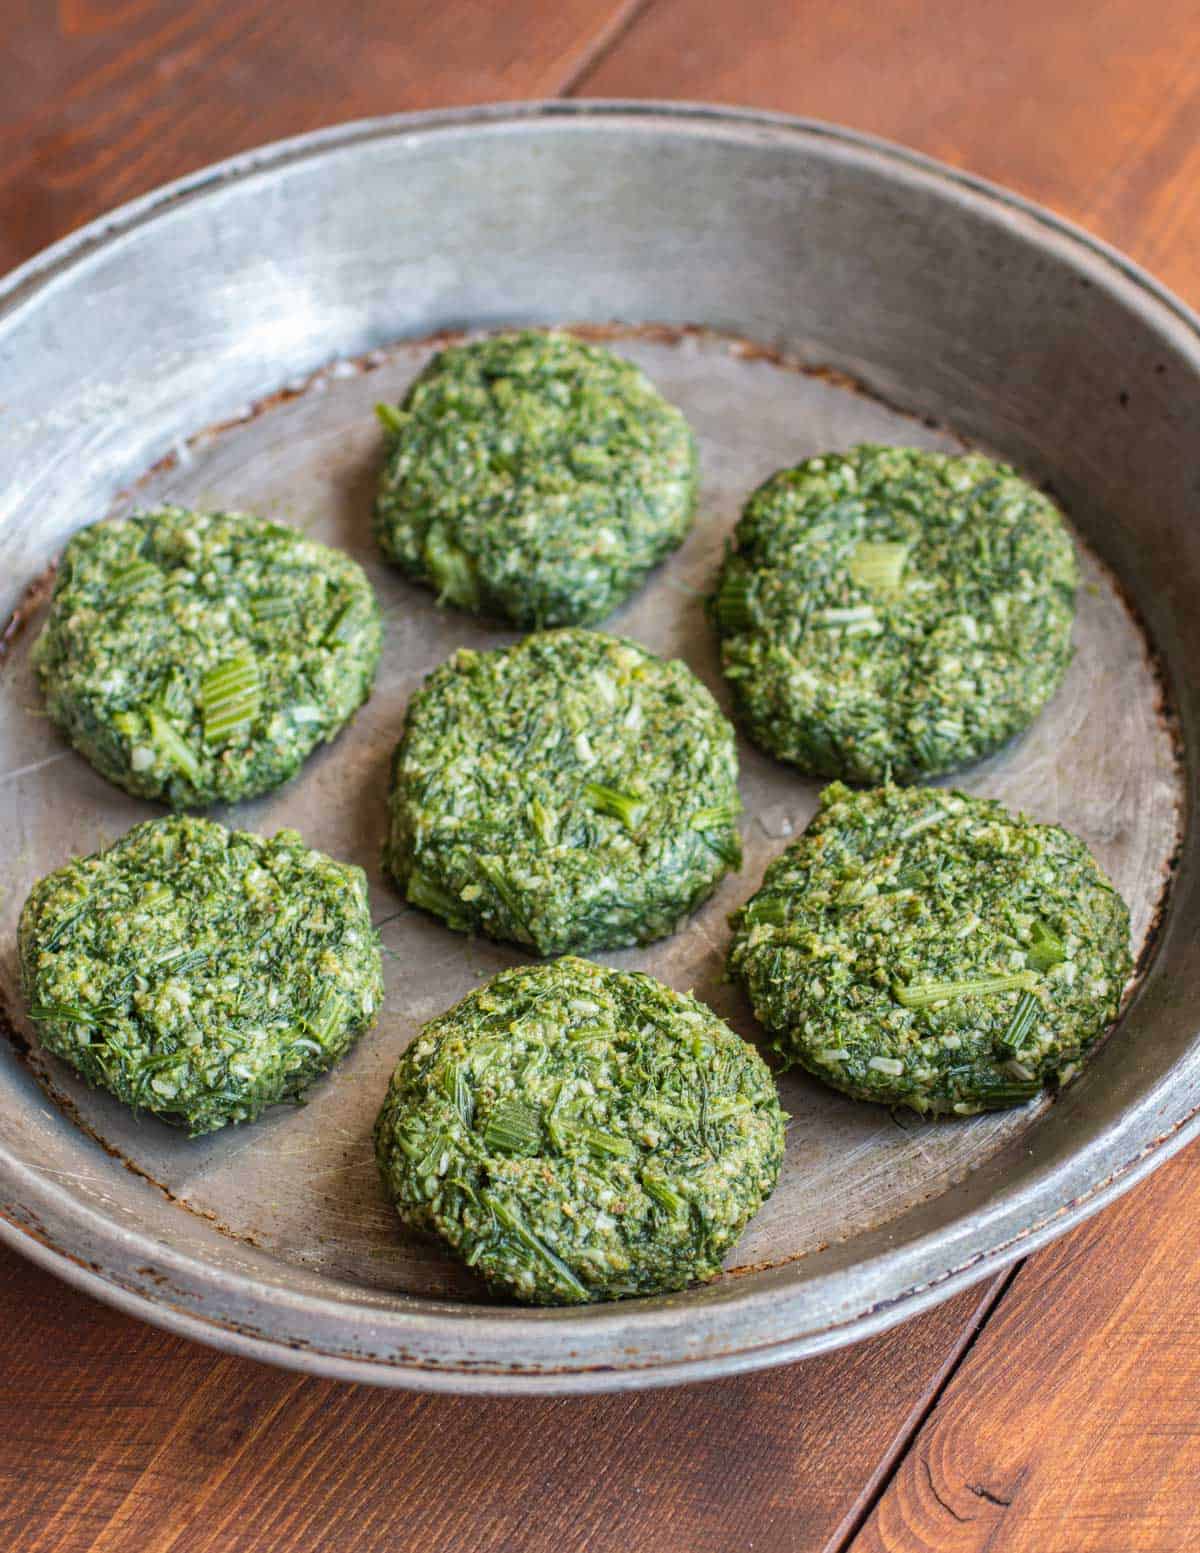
19 815 384 1135
711 445 1078 783
374 956 786 1304
374 330 699 626
385 628 742 955
728 783 1131 1114
34 506 382 807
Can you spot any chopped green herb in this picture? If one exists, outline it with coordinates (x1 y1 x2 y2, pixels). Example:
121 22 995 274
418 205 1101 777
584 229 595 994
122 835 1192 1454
374 957 785 1304
713 571 754 632
710 446 1078 783
386 629 741 955
33 506 381 806
728 783 1131 1115
19 815 384 1135
374 330 698 626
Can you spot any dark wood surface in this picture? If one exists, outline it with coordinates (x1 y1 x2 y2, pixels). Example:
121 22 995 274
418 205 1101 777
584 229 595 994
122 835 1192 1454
4 3 1200 1548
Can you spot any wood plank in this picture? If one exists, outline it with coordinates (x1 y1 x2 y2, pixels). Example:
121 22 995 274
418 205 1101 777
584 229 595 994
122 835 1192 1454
0 1241 1004 1553
576 0 1200 305
0 0 642 271
848 1147 1200 1552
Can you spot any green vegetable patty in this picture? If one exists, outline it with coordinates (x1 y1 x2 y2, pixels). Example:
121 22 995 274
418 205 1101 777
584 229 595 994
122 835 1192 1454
711 445 1078 783
374 956 785 1304
728 784 1131 1114
19 815 384 1135
374 331 698 626
386 629 742 955
34 506 382 806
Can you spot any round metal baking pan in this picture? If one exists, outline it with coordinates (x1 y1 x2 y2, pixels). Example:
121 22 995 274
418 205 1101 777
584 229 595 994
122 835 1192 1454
0 102 1196 1393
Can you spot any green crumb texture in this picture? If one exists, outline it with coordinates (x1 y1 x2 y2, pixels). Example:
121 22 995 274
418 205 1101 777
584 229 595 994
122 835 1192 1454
710 445 1078 783
385 628 742 956
374 956 785 1304
34 506 382 807
18 815 384 1135
373 330 699 626
728 784 1132 1115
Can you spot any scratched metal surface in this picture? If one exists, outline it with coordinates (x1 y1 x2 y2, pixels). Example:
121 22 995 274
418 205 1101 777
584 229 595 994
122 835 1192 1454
0 108 1196 1390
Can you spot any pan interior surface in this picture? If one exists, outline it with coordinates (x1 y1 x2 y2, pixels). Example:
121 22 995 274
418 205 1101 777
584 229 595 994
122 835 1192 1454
0 327 1180 1302
0 107 1196 1389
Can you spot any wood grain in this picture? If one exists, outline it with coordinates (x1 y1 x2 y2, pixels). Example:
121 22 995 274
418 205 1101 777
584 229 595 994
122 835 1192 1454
849 1147 1200 1552
0 1240 1003 1553
575 0 1200 306
0 0 644 270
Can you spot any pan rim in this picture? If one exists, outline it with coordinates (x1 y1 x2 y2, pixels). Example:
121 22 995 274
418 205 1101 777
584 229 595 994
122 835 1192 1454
1 98 1196 1392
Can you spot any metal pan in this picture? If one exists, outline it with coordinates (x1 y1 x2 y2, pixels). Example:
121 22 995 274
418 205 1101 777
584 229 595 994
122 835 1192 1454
0 103 1195 1393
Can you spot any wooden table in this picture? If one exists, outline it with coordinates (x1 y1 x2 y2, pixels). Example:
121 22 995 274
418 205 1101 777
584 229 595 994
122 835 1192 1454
4 3 1200 1548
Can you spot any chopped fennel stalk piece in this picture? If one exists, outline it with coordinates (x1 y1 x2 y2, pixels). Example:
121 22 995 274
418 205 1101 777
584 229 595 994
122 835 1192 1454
375 402 408 435
690 800 742 830
305 989 346 1047
144 705 202 783
483 1099 541 1155
895 969 1039 1009
249 593 293 621
200 655 261 745
847 539 909 592
713 572 754 631
744 895 789 927
405 870 471 930
423 525 479 610
642 1175 687 1215
998 988 1041 1052
582 1126 635 1159
322 601 362 647
107 560 158 600
442 1064 474 1128
584 782 646 831
812 604 879 627
1028 918 1067 972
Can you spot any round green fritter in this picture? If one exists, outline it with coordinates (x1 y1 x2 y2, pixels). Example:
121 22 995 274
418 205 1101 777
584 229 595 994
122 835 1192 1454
711 445 1078 783
18 815 384 1135
728 784 1131 1115
373 331 698 627
374 956 785 1304
34 506 382 807
385 629 742 956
